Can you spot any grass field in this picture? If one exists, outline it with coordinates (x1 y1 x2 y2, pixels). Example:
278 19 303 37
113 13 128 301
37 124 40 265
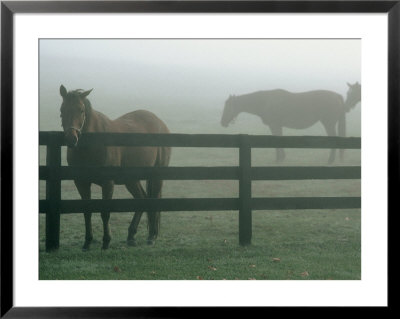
39 103 361 280
39 210 360 280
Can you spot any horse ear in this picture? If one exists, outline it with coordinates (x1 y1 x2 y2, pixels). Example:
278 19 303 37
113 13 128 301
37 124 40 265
80 89 93 99
60 85 67 98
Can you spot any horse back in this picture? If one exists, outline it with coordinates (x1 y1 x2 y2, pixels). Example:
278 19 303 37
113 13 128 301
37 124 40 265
114 109 170 134
112 110 171 169
254 90 345 129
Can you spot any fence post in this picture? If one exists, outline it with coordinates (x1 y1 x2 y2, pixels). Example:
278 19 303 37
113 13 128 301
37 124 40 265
239 134 252 245
45 134 61 251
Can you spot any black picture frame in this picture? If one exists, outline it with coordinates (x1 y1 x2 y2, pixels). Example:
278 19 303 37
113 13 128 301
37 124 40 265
1 1 397 317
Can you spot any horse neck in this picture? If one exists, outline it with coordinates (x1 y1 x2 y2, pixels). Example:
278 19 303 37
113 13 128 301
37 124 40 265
345 96 360 112
234 94 263 117
82 100 111 133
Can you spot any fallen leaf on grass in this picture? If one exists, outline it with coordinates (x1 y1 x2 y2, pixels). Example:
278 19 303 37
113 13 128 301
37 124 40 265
345 217 350 221
249 264 256 268
248 278 256 280
208 266 217 271
113 266 121 273
196 276 203 280
300 271 309 277
272 258 281 262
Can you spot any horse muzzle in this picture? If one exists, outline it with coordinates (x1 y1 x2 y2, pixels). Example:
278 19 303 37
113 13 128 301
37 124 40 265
65 127 81 148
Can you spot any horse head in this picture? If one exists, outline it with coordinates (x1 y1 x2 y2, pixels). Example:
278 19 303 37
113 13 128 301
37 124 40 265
59 85 93 147
345 82 361 111
221 95 238 127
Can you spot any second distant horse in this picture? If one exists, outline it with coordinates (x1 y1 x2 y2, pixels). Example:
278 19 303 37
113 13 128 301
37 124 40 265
221 82 361 163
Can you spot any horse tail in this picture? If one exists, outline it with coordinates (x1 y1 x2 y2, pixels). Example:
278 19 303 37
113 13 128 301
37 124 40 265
146 146 171 237
338 112 346 160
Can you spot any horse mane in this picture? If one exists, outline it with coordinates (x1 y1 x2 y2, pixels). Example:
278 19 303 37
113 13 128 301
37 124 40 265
68 89 93 116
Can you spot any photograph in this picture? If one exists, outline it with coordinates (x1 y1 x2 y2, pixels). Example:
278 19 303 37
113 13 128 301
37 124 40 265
39 38 361 280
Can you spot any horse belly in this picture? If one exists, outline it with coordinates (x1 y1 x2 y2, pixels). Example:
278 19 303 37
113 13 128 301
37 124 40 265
284 117 319 129
121 146 158 167
67 146 106 166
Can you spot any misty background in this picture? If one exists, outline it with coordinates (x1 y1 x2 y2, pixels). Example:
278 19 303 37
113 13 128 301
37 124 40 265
39 39 361 136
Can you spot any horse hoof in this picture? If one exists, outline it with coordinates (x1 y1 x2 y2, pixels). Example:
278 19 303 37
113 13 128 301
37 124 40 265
102 241 111 250
127 239 137 247
82 241 91 251
147 239 155 246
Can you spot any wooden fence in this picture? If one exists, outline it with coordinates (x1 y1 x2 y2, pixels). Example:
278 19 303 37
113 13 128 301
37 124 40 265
39 132 361 251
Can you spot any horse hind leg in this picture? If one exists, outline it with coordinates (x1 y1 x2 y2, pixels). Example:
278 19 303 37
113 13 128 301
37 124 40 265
328 148 336 164
146 146 169 245
101 181 114 250
146 179 163 245
338 113 346 162
125 181 147 246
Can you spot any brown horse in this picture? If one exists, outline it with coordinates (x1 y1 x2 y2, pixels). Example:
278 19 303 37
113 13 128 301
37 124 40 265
59 85 171 250
221 82 361 163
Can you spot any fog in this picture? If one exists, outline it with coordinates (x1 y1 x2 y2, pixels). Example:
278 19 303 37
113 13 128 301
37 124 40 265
39 39 361 136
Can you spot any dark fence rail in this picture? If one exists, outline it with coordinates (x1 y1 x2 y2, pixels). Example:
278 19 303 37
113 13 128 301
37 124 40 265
40 131 361 148
39 131 361 251
39 197 361 213
39 165 361 181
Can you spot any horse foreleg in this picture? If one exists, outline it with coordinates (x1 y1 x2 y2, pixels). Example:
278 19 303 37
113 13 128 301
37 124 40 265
270 125 285 162
75 180 92 251
125 181 147 246
328 149 336 164
323 123 337 164
83 212 93 251
101 181 114 250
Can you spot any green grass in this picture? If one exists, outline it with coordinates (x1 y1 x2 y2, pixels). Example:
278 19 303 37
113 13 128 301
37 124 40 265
39 208 360 280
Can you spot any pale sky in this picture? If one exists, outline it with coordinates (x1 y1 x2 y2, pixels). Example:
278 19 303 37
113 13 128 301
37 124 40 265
40 39 360 86
40 39 361 133
40 39 360 105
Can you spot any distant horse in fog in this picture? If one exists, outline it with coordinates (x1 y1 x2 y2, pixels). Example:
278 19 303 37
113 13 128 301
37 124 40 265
221 82 361 163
